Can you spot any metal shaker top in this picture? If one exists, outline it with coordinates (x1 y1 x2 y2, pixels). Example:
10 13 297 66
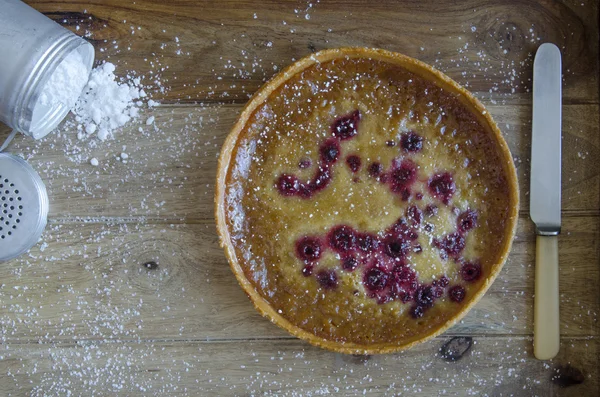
0 153 48 262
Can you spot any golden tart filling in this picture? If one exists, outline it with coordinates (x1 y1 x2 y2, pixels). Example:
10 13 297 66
216 48 518 353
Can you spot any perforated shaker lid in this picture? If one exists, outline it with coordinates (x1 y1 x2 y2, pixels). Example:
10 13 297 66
0 153 48 262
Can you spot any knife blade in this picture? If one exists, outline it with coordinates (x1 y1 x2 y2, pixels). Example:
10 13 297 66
530 42 562 360
531 43 562 234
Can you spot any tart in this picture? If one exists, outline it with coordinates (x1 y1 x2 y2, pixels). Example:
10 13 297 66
215 48 518 354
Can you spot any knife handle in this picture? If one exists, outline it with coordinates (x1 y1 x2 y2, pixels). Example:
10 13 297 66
534 235 560 360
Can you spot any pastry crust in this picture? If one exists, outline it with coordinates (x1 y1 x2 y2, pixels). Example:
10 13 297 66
215 47 519 354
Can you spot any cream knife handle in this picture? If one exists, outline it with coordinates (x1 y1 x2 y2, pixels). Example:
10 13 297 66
534 235 560 360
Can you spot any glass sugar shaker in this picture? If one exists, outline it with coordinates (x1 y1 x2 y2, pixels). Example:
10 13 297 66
0 0 95 140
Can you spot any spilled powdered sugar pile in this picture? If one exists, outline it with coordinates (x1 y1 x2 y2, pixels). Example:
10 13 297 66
73 62 145 141
72 62 157 141
35 49 156 144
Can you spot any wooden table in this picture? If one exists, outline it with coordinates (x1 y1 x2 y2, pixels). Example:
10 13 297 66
0 1 598 395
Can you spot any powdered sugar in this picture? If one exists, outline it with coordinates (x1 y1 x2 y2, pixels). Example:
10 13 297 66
72 62 147 141
37 50 89 110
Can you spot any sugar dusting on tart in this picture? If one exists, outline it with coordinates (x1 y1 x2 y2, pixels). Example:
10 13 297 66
216 48 518 354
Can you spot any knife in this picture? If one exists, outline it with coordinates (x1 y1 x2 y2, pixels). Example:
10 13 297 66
530 43 562 360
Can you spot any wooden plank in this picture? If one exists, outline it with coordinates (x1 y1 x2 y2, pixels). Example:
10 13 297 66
21 0 598 105
0 217 597 343
0 337 597 396
493 104 600 215
0 104 598 219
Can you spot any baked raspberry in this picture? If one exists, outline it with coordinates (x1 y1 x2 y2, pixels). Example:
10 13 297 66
364 267 389 292
393 265 416 282
357 233 380 252
432 284 444 298
331 110 361 140
302 264 314 277
437 276 449 287
317 269 338 289
276 174 299 196
434 232 466 258
388 219 418 241
400 131 423 152
296 236 323 263
389 159 417 193
342 256 359 272
424 204 438 217
428 172 455 204
320 138 341 164
389 264 418 300
328 225 357 253
277 166 333 199
449 285 466 302
457 209 478 233
406 205 423 226
308 166 331 191
384 236 410 259
346 155 362 173
368 162 383 177
460 261 482 282
415 285 436 307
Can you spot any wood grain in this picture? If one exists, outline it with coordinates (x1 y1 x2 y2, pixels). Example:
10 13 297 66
23 0 599 105
0 103 598 220
0 217 597 343
0 337 597 396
